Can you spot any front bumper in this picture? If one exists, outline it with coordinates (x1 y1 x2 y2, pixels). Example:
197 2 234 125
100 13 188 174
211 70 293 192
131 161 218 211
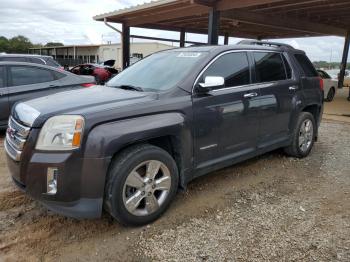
6 148 110 219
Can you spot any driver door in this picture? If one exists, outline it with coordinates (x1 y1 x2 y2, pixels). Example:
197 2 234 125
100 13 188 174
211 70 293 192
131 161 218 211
192 51 261 170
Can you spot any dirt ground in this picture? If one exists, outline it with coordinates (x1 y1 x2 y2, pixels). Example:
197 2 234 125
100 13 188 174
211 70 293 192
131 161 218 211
0 120 350 261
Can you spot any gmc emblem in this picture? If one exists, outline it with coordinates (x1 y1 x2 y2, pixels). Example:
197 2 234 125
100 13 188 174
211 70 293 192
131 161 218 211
7 127 16 139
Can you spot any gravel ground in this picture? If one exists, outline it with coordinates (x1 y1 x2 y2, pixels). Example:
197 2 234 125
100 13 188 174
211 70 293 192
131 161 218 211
0 120 349 261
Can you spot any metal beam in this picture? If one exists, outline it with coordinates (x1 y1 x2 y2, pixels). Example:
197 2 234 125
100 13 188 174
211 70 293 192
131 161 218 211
208 7 219 44
338 31 350 92
122 23 130 69
221 9 346 36
130 34 204 45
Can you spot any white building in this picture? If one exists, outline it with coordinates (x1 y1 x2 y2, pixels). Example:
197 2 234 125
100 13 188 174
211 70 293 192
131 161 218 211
29 42 174 69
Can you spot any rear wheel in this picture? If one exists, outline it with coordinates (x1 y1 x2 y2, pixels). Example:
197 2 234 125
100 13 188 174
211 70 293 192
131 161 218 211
104 144 179 226
325 87 335 102
284 112 316 158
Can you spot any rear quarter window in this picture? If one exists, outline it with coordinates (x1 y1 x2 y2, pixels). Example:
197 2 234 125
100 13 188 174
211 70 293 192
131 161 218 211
294 54 318 77
253 52 287 82
29 57 46 65
45 57 61 67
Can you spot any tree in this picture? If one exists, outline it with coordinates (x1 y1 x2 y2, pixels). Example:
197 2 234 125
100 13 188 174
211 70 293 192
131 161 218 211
45 42 64 47
8 35 33 53
0 36 10 53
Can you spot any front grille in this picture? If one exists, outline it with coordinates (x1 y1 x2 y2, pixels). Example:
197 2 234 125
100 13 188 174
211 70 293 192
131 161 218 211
4 117 31 162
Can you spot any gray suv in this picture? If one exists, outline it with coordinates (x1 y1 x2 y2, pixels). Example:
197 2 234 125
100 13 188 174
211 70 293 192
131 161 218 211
5 42 323 226
0 54 62 68
0 62 95 128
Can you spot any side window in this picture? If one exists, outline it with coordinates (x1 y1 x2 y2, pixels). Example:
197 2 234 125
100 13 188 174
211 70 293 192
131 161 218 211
0 66 4 88
10 66 55 86
294 54 318 77
254 52 287 82
201 52 250 89
2 57 27 62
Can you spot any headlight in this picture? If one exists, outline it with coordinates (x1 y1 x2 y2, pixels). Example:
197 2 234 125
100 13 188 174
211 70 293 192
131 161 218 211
36 115 84 151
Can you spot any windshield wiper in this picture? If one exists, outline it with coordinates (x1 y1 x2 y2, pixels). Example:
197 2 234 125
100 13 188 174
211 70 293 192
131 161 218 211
111 84 144 92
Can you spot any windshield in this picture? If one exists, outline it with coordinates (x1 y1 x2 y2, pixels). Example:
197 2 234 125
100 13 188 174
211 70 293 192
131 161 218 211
107 51 205 92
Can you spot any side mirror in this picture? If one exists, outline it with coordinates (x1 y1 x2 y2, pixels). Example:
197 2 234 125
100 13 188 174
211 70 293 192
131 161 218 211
198 76 225 92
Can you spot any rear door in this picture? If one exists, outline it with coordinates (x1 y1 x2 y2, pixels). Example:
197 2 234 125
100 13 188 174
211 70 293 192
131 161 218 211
7 65 62 109
252 51 298 148
0 65 9 126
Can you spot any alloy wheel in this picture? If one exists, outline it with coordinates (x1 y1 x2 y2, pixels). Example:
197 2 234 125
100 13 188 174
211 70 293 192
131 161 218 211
299 119 314 153
122 160 172 216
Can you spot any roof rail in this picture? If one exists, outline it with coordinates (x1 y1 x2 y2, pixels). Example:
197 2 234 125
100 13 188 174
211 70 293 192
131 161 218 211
237 40 294 49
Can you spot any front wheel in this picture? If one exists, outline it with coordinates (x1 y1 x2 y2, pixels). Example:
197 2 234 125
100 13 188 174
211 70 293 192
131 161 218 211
284 112 316 158
104 144 179 226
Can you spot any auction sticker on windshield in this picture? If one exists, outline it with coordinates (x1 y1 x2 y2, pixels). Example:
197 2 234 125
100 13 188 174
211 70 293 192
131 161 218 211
177 52 202 58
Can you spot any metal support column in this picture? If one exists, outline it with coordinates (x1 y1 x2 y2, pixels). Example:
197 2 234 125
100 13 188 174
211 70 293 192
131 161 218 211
207 7 220 45
122 23 130 69
339 31 350 101
224 32 229 45
180 28 186 47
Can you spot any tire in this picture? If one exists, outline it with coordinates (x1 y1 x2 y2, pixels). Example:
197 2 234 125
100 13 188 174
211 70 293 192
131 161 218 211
104 144 179 226
94 75 102 85
284 112 316 158
325 87 335 102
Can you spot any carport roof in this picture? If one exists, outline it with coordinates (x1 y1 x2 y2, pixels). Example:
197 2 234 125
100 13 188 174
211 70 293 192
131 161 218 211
94 0 350 39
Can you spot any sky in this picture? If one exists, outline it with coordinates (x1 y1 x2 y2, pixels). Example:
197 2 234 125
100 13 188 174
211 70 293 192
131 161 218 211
0 0 347 62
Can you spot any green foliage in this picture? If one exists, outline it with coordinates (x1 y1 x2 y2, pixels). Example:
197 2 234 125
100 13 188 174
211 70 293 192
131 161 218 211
0 35 65 54
0 36 10 53
0 35 33 53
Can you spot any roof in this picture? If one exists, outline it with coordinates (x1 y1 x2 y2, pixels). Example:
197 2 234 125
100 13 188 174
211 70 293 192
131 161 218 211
0 53 52 58
94 0 349 39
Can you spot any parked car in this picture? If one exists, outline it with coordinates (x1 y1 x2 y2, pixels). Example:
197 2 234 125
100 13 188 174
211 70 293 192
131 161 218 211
317 69 337 102
0 54 62 69
0 62 95 129
70 63 117 84
5 42 323 226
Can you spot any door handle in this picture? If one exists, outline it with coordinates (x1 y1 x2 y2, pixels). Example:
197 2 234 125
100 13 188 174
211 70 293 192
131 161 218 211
289 86 298 91
243 92 258 98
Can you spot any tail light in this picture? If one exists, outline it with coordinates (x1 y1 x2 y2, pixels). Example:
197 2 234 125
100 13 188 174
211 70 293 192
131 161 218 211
80 83 95 87
319 77 324 91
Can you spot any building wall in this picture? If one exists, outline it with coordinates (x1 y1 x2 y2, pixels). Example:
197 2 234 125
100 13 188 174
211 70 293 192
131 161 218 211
30 42 174 68
98 42 174 69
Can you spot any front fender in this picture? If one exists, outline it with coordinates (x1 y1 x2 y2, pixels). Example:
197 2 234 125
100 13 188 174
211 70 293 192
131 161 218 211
84 112 187 158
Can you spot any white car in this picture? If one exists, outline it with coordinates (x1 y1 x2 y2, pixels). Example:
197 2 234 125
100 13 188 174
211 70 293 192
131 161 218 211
317 69 338 102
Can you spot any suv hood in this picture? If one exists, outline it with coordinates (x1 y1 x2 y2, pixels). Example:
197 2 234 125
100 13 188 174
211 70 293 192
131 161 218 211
13 86 156 127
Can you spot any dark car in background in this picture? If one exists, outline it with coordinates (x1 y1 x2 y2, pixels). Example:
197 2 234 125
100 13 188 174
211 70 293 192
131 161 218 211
4 41 323 226
70 63 118 84
0 54 62 69
0 62 95 129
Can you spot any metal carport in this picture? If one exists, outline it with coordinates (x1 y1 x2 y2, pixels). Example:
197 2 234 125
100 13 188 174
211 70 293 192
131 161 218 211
94 0 350 98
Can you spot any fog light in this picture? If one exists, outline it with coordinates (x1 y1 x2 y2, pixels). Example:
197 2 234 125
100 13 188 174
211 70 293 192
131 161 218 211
47 167 58 195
